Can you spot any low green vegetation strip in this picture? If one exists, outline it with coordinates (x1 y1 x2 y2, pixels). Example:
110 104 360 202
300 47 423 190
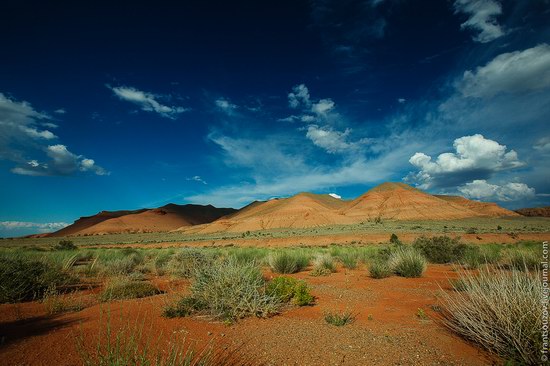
2 217 549 248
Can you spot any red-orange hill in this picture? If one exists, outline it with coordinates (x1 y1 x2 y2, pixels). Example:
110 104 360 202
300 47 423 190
49 182 519 236
47 204 236 237
177 182 519 234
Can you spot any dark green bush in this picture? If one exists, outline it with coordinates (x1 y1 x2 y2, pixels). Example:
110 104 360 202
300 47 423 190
163 296 206 318
412 236 467 264
0 257 73 303
268 251 309 274
389 233 402 245
100 280 160 301
54 240 78 251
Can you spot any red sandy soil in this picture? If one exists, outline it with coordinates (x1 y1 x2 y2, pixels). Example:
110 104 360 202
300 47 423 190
48 204 236 237
177 183 518 235
89 232 550 250
0 265 498 366
515 206 550 217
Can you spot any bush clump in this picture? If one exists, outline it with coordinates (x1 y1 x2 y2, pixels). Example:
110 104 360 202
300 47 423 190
310 254 336 276
324 311 355 326
266 277 314 306
163 296 206 318
100 279 160 301
54 240 78 251
440 267 542 364
369 260 392 279
0 257 73 303
388 248 427 278
166 248 212 278
103 252 144 275
412 236 467 264
268 251 309 274
166 258 280 321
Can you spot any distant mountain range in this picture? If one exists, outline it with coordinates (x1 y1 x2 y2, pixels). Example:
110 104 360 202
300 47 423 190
43 182 526 237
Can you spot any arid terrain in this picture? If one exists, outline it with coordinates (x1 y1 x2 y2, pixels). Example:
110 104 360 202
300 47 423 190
1 183 548 365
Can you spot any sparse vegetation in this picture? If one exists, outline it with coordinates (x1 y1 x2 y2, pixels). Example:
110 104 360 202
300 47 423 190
0 256 73 303
77 315 215 366
324 311 355 326
388 248 427 278
440 266 542 365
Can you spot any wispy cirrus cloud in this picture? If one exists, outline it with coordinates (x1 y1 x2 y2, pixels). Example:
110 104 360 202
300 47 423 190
454 0 505 43
108 85 189 119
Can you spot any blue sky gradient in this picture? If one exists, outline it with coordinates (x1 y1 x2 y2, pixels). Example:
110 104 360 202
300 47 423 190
1 0 550 236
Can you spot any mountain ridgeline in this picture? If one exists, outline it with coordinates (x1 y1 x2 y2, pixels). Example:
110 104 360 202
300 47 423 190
49 182 519 237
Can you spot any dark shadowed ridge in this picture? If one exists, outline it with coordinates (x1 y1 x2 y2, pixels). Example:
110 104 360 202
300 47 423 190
515 206 550 217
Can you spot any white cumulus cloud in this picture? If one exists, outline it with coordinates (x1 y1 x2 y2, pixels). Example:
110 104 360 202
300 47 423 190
406 134 524 189
459 44 550 98
454 0 505 43
458 179 535 202
0 93 107 176
0 221 70 233
109 85 188 119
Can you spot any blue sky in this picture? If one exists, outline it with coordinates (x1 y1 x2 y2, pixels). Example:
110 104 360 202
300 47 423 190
1 0 550 237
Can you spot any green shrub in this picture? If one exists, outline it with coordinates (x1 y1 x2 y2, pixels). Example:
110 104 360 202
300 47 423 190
503 250 539 272
100 280 160 301
389 233 402 245
369 260 392 279
163 296 206 318
412 236 467 264
169 258 280 321
0 257 73 303
166 248 212 278
54 240 78 251
440 267 542 365
324 311 355 326
266 277 314 306
339 252 358 269
268 251 309 274
310 254 336 276
388 248 427 278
